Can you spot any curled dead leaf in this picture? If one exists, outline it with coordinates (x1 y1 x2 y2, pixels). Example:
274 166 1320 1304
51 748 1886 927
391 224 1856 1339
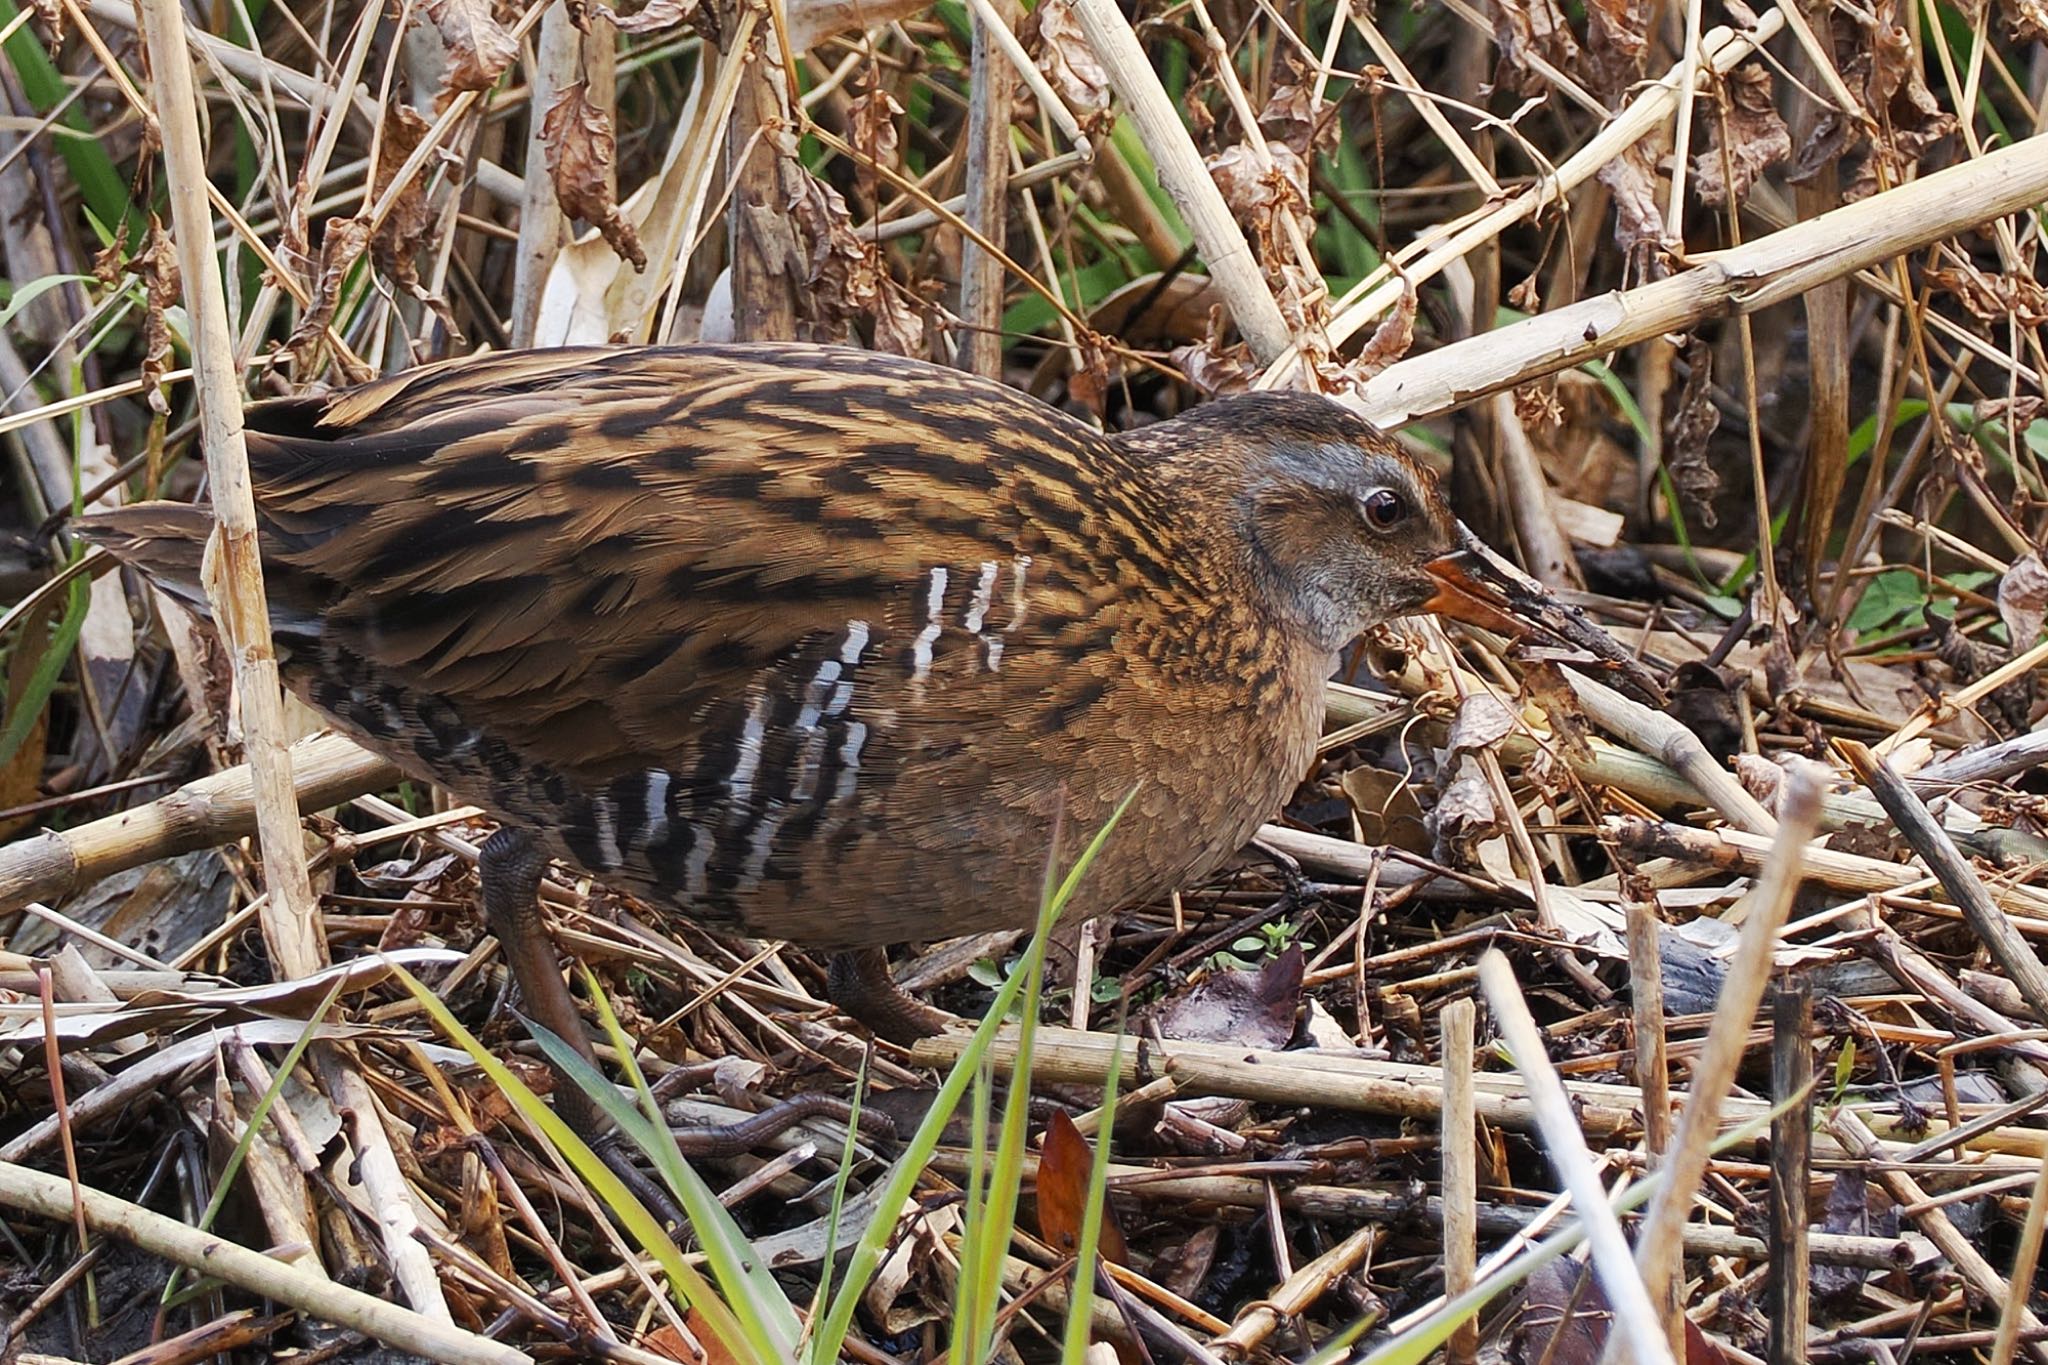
543 83 648 271
1489 0 1582 98
1258 55 1332 158
423 0 518 94
1171 307 1260 396
1998 552 2048 649
595 0 699 33
1338 268 1417 384
1584 0 1651 103
1596 142 1667 267
1205 142 1312 266
132 220 182 416
1665 336 1721 529
787 174 925 354
1033 0 1110 121
366 104 463 342
286 215 369 379
1692 63 1790 207
1524 658 1594 763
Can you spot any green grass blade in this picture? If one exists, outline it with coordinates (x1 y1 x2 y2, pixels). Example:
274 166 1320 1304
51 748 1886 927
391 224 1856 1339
559 968 805 1360
386 964 758 1364
1057 1028 1123 1363
810 789 1138 1365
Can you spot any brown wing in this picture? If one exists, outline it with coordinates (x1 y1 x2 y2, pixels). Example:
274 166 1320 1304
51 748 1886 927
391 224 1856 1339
225 343 1227 931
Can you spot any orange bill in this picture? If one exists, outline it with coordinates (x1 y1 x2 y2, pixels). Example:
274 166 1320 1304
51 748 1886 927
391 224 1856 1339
1424 549 1531 638
1424 528 1668 703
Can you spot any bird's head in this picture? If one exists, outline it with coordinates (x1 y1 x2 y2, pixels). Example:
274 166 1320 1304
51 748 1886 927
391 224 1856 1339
1130 391 1535 653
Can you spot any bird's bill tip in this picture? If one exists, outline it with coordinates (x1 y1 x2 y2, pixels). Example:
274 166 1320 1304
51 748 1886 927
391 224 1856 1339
1422 548 1530 636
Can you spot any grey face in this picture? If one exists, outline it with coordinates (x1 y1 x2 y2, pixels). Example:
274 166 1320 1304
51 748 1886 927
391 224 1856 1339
1244 441 1460 653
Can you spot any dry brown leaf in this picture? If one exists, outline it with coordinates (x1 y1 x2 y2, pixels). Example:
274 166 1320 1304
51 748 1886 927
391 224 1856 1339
1033 0 1110 120
1794 3 1957 199
1489 0 1582 98
286 215 369 378
1340 766 1430 854
1258 55 1332 158
596 0 699 33
543 83 648 271
1340 269 1417 383
365 104 461 340
1691 64 1789 207
1523 659 1594 764
1596 141 1667 267
870 284 926 358
423 0 518 93
2006 0 2048 38
1205 142 1311 265
1665 335 1721 529
132 219 182 415
1925 259 2048 327
1999 553 2048 648
1514 1260 1735 1364
1429 772 1498 868
1172 307 1261 396
848 86 903 172
1149 946 1303 1050
1584 0 1650 103
1066 338 1113 416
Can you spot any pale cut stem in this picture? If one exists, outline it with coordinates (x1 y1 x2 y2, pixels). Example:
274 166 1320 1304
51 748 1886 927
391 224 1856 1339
134 0 323 981
1349 130 2048 427
1479 952 1677 1365
1608 762 1827 1364
0 1159 529 1365
1441 998 1479 1365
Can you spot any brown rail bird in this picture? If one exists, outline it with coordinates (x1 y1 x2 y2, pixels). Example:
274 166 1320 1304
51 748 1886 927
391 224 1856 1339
79 342 1581 1128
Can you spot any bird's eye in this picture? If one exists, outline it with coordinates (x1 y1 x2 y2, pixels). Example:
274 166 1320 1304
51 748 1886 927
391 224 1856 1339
1361 488 1407 531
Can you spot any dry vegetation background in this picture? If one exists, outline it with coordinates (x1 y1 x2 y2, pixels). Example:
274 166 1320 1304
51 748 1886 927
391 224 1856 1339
5 0 2048 1360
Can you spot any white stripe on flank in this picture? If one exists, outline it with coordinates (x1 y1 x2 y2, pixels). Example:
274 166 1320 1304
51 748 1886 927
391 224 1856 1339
643 769 672 848
833 721 868 805
591 793 622 870
728 692 771 808
910 567 948 684
1009 555 1032 629
964 561 998 633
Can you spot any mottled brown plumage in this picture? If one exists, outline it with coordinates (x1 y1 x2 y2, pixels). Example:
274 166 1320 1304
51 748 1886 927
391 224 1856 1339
84 343 1539 1105
85 342 1474 935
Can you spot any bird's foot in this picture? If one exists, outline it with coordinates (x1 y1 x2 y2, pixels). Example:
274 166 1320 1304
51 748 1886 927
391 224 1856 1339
826 948 960 1045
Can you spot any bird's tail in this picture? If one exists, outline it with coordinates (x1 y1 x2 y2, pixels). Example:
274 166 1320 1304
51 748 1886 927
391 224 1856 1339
73 504 217 621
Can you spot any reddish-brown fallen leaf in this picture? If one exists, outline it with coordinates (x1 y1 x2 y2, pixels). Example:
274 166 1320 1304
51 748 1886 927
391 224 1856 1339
641 1311 748 1364
543 82 648 271
1036 1110 1129 1266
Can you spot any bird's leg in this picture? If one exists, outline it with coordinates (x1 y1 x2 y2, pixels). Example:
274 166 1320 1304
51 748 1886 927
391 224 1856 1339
479 826 608 1140
826 948 958 1045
